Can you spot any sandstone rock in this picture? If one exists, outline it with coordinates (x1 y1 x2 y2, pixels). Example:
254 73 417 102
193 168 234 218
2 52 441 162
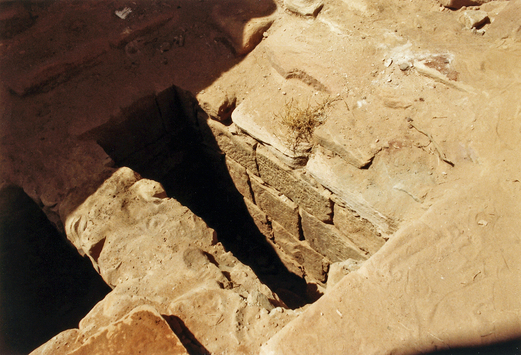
300 209 366 263
333 204 385 256
338 0 379 17
487 0 521 41
307 145 439 234
70 306 188 355
250 174 300 238
256 145 333 222
480 1 510 22
231 80 316 168
262 16 366 93
413 58 475 93
205 118 259 175
267 239 306 279
306 147 394 233
261 184 521 355
30 330 80 355
6 1 521 354
312 101 381 169
437 0 494 9
225 156 253 201
459 10 489 29
211 0 277 55
265 46 330 93
31 305 188 355
244 197 273 239
326 258 363 291
197 87 236 121
64 167 141 267
0 2 34 39
272 221 329 283
57 167 297 355
6 38 110 96
284 0 324 17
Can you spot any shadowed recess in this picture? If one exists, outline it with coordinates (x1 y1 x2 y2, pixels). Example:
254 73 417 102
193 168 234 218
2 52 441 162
94 85 312 309
0 185 112 355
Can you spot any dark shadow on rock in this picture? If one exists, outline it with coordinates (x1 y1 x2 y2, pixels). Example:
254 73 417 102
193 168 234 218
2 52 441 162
162 314 211 355
94 85 310 309
423 337 521 355
0 185 112 355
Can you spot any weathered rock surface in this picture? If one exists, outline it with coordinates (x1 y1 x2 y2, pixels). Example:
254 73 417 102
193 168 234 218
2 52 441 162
300 209 367 263
333 204 385 256
487 0 521 41
231 79 317 168
262 182 521 354
326 258 363 291
250 174 300 238
32 305 189 355
211 0 277 55
2 0 521 353
47 167 296 355
256 145 333 222
459 10 489 29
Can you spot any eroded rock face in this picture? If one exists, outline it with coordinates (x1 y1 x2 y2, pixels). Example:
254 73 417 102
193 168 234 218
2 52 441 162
34 167 297 355
32 305 189 355
3 0 521 353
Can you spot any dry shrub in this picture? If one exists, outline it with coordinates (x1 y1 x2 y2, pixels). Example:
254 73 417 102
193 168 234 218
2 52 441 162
277 97 334 151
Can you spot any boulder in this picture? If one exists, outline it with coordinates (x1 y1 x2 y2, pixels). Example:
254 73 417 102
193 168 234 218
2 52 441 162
459 10 489 29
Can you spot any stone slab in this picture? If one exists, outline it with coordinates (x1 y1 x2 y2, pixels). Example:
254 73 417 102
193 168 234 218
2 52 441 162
256 145 332 222
307 146 438 234
243 197 273 239
326 258 363 291
459 10 489 29
6 38 110 96
250 174 300 238
266 238 305 279
262 15 378 94
300 209 366 263
437 0 494 9
272 221 329 283
312 100 381 169
284 0 324 17
206 118 259 175
69 305 188 355
231 79 318 168
333 204 385 256
197 86 236 122
225 156 253 201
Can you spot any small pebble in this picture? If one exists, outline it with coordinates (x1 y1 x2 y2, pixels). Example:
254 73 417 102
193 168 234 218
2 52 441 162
399 62 410 71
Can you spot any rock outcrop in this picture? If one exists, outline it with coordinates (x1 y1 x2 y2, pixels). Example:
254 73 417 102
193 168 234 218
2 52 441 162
1 0 520 354
33 167 296 355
